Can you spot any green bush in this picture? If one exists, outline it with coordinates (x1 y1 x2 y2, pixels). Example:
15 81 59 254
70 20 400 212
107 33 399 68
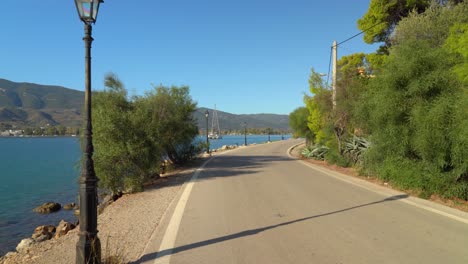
376 157 424 189
325 149 351 167
289 107 315 143
446 181 468 201
87 74 199 194
355 6 468 199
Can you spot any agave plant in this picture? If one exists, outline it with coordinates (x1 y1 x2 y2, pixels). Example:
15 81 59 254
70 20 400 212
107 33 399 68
301 147 312 157
302 145 329 160
343 136 370 164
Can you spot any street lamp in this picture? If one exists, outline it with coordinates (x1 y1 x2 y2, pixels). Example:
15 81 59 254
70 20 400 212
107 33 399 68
74 1 103 263
243 122 247 146
205 110 209 154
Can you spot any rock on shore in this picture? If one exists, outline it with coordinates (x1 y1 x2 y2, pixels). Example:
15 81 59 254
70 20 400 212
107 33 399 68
15 239 35 254
1 161 197 264
32 225 55 241
54 221 75 239
62 203 76 210
33 202 61 214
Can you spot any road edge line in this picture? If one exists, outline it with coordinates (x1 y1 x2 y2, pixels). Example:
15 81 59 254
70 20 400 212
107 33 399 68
146 156 213 264
287 141 468 225
147 149 237 264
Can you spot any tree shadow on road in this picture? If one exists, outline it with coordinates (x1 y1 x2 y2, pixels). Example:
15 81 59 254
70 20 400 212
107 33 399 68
131 194 409 263
145 154 297 190
195 154 296 181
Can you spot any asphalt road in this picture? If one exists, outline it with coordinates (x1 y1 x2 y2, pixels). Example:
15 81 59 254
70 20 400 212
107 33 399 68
137 139 468 264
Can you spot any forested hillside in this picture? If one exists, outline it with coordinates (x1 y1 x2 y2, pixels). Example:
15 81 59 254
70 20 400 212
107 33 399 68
0 78 290 131
194 108 289 132
0 78 83 127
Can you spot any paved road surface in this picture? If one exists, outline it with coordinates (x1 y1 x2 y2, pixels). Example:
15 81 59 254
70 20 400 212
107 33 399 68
137 139 468 264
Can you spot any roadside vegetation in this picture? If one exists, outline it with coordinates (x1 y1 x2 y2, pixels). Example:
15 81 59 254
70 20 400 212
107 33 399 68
87 73 201 194
290 1 468 200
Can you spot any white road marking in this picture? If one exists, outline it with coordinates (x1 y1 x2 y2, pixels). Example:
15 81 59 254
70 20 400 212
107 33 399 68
151 157 212 264
150 148 239 264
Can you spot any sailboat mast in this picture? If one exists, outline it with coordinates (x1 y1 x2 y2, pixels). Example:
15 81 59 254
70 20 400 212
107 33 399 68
210 105 216 135
215 108 220 135
208 105 222 139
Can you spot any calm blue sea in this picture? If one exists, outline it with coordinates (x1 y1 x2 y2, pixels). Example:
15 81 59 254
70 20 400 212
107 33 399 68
0 134 290 255
0 137 80 256
202 134 291 151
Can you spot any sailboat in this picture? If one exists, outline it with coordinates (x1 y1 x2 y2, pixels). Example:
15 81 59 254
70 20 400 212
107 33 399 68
208 105 222 140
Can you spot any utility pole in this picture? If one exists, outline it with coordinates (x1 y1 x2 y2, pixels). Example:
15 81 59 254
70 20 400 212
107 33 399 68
332 40 337 110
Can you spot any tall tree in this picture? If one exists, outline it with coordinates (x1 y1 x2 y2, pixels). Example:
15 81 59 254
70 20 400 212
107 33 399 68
334 53 372 147
142 85 198 165
92 73 168 193
392 2 468 47
92 73 135 193
356 3 468 198
289 107 314 143
358 0 431 46
358 0 465 47
304 69 333 145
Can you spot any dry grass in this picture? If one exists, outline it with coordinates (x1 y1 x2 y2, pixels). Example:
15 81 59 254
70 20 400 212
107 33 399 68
101 235 128 264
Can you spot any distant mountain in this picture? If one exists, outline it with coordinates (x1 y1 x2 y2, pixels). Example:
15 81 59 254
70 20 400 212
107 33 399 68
0 78 83 127
0 79 83 109
194 108 289 132
0 78 289 130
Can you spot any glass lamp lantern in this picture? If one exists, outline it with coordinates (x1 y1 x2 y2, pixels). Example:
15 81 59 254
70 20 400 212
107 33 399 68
75 0 103 24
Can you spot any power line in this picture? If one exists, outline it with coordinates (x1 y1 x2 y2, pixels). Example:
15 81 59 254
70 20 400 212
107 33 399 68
324 20 385 87
336 20 385 47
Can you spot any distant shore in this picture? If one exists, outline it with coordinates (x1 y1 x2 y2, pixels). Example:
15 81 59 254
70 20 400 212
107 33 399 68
0 135 78 138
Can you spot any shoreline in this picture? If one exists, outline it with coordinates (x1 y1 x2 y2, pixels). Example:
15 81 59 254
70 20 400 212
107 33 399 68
0 143 249 264
0 159 201 264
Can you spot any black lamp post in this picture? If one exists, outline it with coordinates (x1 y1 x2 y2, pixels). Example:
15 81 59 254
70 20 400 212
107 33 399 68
74 1 103 263
243 122 247 146
205 110 209 154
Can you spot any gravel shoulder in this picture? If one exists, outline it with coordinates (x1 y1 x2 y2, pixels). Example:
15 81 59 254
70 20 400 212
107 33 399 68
0 160 201 264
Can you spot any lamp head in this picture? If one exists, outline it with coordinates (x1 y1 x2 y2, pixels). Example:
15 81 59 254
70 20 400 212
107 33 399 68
75 0 103 24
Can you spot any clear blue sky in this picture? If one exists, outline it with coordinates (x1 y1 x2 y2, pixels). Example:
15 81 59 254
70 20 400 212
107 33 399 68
1 0 378 115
